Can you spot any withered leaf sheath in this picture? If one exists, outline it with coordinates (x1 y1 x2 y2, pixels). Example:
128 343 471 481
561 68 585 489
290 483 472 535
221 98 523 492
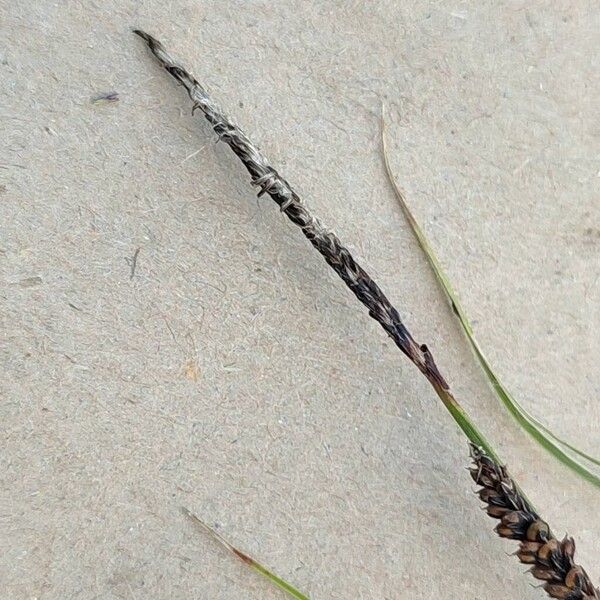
135 30 599 599
471 445 599 600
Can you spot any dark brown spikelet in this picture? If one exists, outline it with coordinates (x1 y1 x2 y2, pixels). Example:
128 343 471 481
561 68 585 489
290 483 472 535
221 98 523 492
470 445 599 600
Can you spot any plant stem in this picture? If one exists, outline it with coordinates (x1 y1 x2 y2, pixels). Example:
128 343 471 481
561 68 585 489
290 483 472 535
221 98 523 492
133 28 498 455
135 30 598 599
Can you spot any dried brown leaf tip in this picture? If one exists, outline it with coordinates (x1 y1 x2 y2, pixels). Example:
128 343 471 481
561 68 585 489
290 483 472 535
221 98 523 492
470 445 599 600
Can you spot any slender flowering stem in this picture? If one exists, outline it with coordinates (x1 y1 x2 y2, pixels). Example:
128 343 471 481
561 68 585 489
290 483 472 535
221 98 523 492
133 28 497 459
135 30 599 600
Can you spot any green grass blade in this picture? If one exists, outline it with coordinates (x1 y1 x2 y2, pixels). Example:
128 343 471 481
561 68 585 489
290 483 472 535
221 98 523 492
381 114 600 487
533 420 600 467
182 508 311 600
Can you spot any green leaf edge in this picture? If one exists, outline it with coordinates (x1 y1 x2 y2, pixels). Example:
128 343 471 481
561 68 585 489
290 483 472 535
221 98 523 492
381 113 600 487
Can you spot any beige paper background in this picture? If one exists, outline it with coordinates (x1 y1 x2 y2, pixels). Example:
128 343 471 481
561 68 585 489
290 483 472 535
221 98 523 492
1 2 598 598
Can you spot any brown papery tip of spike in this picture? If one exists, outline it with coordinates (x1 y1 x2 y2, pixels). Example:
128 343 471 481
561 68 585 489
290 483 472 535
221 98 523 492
132 29 151 41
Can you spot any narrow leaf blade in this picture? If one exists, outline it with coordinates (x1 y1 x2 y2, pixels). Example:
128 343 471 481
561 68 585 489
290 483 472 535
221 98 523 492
182 508 311 600
381 113 600 487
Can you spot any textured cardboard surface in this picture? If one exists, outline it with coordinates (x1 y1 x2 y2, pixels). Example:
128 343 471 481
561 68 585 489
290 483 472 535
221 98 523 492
1 2 598 598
